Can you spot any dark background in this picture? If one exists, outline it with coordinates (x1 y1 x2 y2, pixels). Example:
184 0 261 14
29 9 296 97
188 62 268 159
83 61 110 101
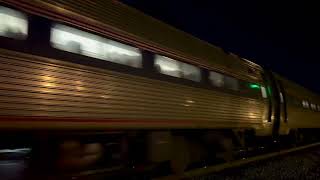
121 0 320 93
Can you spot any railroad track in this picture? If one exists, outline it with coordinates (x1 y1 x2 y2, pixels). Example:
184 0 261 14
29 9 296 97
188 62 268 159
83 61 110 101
153 142 320 180
57 142 320 180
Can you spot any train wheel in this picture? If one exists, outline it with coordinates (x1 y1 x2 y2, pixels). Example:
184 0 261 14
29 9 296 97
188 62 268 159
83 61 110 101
293 129 304 145
222 137 235 162
57 140 103 170
216 137 234 162
170 136 190 174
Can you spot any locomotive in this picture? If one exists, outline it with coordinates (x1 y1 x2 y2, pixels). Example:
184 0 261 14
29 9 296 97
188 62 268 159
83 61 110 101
0 0 319 175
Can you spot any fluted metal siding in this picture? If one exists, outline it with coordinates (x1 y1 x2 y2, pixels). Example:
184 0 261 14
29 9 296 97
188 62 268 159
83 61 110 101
286 97 320 128
0 49 266 129
286 105 320 128
1 0 263 82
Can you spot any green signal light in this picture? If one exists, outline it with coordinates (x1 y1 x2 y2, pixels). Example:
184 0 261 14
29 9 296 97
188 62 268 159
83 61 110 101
249 84 260 89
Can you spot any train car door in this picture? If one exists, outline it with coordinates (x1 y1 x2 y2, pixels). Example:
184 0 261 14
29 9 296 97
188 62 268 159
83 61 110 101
277 80 290 135
263 70 281 138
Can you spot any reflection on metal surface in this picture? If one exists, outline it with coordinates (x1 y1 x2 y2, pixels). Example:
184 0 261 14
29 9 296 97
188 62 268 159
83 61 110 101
249 83 260 89
186 100 194 103
280 92 284 103
41 76 55 81
260 86 267 98
0 49 265 129
40 89 53 93
248 112 258 119
42 82 56 87
76 86 85 91
100 95 110 99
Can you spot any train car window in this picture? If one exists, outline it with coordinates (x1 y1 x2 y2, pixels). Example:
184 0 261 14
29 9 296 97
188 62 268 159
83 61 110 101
317 105 320 111
154 55 181 78
154 55 201 82
51 24 142 68
306 101 310 108
0 6 28 39
181 62 201 82
224 76 239 91
209 71 224 87
311 103 317 111
302 100 309 109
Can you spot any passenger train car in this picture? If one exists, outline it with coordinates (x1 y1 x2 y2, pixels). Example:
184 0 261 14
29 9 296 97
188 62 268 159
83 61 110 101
0 0 319 175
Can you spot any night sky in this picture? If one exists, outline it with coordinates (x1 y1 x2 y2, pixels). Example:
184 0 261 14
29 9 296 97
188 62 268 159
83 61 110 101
121 1 320 93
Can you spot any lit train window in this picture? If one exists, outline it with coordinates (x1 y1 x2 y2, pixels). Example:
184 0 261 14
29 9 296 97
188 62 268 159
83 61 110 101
302 100 309 108
154 55 181 78
224 75 239 91
154 55 201 82
311 103 317 110
209 71 239 91
305 101 310 109
317 105 320 111
51 24 142 68
0 6 28 39
181 62 201 81
209 71 224 87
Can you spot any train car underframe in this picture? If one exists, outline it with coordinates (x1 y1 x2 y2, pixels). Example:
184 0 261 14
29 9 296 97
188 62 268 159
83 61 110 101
1 127 318 177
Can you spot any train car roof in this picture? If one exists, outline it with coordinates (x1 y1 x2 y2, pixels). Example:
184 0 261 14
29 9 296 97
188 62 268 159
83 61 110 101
2 0 263 82
273 72 320 102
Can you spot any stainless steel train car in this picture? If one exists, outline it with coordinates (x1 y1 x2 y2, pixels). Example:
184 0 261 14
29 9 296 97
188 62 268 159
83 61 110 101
0 0 319 175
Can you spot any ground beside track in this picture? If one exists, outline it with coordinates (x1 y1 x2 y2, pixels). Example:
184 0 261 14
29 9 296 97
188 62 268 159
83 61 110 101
2 145 320 179
191 146 320 180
